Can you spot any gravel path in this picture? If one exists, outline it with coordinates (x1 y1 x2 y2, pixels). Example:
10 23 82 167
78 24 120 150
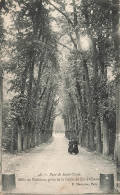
2 133 116 194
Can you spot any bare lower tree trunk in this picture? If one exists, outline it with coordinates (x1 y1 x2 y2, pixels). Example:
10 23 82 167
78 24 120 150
75 81 88 148
95 116 102 153
31 125 35 148
10 128 14 154
103 117 109 155
66 117 70 137
27 122 31 149
23 132 27 151
17 125 22 153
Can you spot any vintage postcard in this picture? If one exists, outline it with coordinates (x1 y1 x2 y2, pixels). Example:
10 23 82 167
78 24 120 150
0 0 120 194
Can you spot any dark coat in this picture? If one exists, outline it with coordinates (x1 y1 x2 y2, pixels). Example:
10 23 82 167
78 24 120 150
68 143 73 153
73 144 79 154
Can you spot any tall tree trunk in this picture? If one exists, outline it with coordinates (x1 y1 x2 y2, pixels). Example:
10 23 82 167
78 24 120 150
75 81 88 148
18 64 29 152
83 60 94 150
112 0 120 190
33 60 43 146
98 36 109 156
91 40 102 153
25 57 35 150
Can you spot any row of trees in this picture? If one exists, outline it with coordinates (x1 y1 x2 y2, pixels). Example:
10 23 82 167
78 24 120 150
52 0 119 157
2 0 59 153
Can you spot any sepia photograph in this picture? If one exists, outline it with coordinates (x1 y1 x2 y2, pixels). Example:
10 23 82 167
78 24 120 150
0 0 120 194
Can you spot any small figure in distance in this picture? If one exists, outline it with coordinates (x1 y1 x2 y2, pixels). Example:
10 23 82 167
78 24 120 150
73 137 79 154
73 142 79 154
68 139 73 154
